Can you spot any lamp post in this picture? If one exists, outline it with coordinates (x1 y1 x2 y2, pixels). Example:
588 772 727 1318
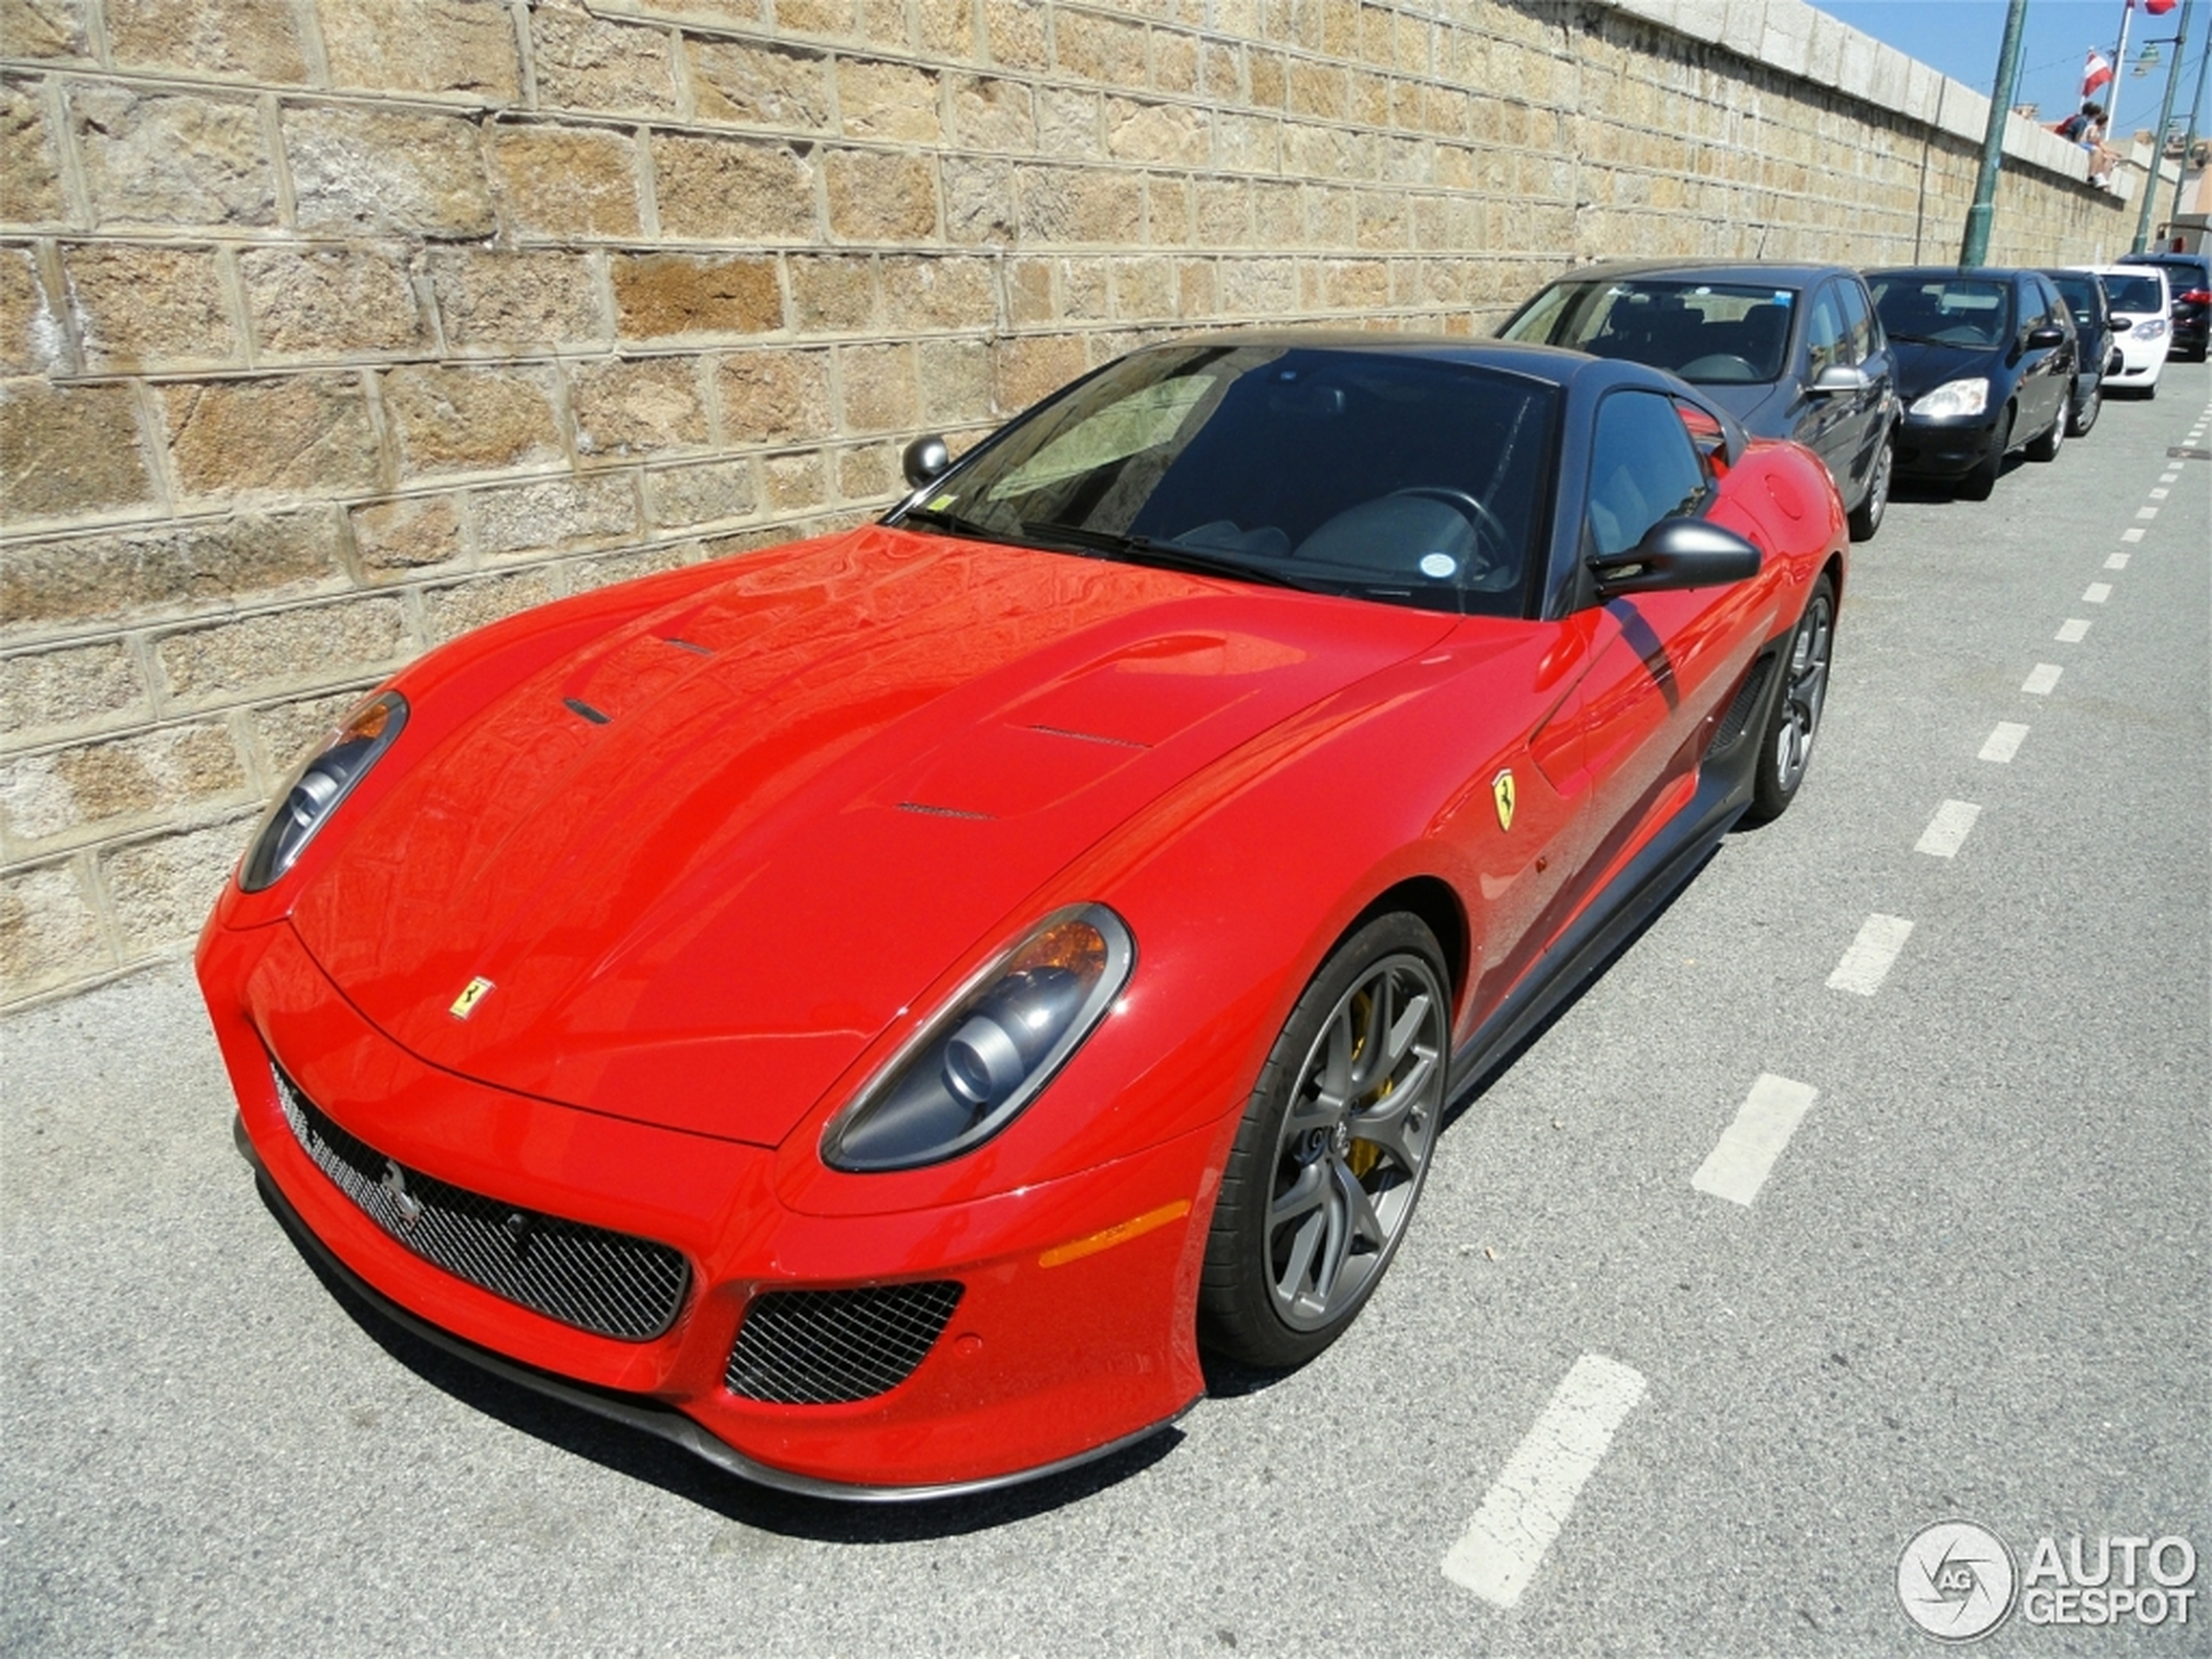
2132 0 2196 251
1961 0 2032 266
2168 35 2211 245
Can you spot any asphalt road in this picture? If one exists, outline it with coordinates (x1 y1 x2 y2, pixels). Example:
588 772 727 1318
5 363 2208 1657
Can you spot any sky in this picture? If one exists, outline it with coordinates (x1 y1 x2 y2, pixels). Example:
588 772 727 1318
1811 0 2209 138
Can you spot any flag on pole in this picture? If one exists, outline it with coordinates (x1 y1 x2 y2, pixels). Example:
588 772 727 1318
2083 47 2115 94
2145 0 2177 16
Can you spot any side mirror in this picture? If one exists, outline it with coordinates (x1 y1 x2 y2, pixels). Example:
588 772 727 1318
2025 323 2067 349
901 435 952 489
1589 517 1762 599
1811 363 1870 395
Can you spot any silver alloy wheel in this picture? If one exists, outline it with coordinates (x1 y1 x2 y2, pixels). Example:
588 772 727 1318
1773 589 1833 794
1264 952 1446 1332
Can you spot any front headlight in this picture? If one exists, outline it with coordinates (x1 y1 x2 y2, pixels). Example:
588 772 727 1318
2132 317 2169 340
823 906 1136 1172
239 691 407 892
1908 378 1990 420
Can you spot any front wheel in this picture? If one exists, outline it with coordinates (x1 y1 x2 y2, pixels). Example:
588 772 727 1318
1199 913 1449 1370
1743 573 1835 825
2025 394 2066 462
1847 434 1892 542
2069 379 2101 436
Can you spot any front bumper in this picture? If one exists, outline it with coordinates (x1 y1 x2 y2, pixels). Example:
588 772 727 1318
1892 413 2004 479
200 918 1212 1498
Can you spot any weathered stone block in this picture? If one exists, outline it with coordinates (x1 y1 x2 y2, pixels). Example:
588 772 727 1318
488 125 640 239
838 59 941 143
107 0 310 81
1055 11 1149 88
67 244 243 373
0 860 111 1000
1146 176 1192 245
1249 50 1286 109
239 246 425 359
1287 60 1347 121
612 253 782 339
982 0 1046 71
566 543 693 593
381 364 563 477
834 440 896 502
1 510 341 630
1106 98 1210 166
993 332 1082 414
1 721 246 843
1220 256 1298 314
531 3 678 115
775 0 855 37
570 356 709 456
469 473 637 556
647 455 759 529
162 374 379 500
825 150 939 242
423 569 552 644
790 254 878 332
915 0 968 55
950 76 1031 150
653 133 816 242
880 255 994 329
1201 39 1243 101
73 85 275 227
2 0 91 61
1058 255 1107 319
941 157 1015 244
286 107 495 239
2 80 67 224
686 37 831 128
347 494 463 574
0 642 147 736
715 349 831 444
1176 258 1216 318
155 595 411 703
0 247 64 377
428 249 604 352
1195 179 1251 246
318 0 520 99
1110 255 1174 319
1 381 156 522
103 817 251 954
1006 258 1052 324
835 342 917 432
760 451 824 510
1018 165 1142 244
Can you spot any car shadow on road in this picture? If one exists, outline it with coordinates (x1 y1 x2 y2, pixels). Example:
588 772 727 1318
263 1182 1184 1540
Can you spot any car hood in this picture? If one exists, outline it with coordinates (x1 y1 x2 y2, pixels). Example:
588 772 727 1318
1890 340 2005 401
290 525 1453 1145
1694 378 1791 435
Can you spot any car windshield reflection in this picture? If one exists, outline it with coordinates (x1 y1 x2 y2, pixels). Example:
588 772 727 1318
1501 280 1797 384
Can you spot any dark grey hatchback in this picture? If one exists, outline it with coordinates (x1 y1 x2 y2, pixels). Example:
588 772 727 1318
1497 260 1899 541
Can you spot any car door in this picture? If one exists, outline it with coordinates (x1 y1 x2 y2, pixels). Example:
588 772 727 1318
1831 278 1892 489
1797 282 1858 494
2014 277 2069 436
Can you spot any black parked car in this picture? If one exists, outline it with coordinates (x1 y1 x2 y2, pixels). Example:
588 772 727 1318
1497 260 1898 541
2043 268 2121 435
1866 267 2075 501
2118 250 2212 361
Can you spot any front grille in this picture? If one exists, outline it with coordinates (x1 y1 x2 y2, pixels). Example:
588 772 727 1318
271 1062 690 1342
1711 651 1777 753
725 1282 963 1405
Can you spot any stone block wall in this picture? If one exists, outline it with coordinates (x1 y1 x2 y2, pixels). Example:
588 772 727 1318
0 0 2134 1004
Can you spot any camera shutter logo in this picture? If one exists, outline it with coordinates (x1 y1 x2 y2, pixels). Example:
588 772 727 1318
1898 1521 2018 1642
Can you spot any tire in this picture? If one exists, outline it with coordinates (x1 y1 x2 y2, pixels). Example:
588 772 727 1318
2145 376 2158 401
1847 433 1892 543
2025 394 2066 462
1743 572 1835 826
1957 410 2010 501
1198 913 1449 1370
2070 380 2101 437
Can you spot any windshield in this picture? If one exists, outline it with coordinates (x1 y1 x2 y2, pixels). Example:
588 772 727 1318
2101 273 2166 313
1501 280 1797 383
1870 277 2013 347
895 345 1558 617
2050 275 2101 328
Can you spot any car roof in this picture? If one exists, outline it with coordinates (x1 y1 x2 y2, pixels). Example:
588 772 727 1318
1530 258 1854 288
1866 266 2036 282
1126 330 1645 389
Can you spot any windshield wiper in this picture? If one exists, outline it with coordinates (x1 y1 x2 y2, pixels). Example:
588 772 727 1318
1016 521 1310 590
1884 333 1946 345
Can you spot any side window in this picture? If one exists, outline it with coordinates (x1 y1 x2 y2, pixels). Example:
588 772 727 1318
1586 391 1710 560
1838 280 1877 362
2019 282 2049 337
1806 286 1847 378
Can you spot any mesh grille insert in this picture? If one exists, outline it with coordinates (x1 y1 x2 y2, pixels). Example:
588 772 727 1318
1712 651 1777 753
725 1282 964 1405
270 1061 690 1342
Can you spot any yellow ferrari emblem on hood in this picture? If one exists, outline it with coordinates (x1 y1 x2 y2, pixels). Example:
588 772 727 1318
449 976 495 1020
1492 769 1516 832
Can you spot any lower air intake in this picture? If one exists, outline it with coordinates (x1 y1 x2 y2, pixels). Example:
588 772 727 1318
725 1282 964 1405
270 1060 690 1342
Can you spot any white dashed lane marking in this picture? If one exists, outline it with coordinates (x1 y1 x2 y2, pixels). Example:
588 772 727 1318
1829 914 1913 995
1979 722 2029 763
2107 551 2132 569
2150 488 2170 501
2055 618 2090 643
1691 1075 1820 1206
2134 507 2158 521
2121 528 2146 543
2023 664 2063 695
1915 799 1982 858
2084 583 2112 604
1441 1354 1649 1608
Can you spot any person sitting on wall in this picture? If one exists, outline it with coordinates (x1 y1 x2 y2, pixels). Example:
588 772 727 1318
2055 99 2102 142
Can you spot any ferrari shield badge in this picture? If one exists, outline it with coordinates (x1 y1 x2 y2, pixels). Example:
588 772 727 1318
1492 768 1516 832
448 975 495 1020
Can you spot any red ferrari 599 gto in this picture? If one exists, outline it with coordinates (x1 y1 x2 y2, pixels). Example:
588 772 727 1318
198 336 1846 1499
